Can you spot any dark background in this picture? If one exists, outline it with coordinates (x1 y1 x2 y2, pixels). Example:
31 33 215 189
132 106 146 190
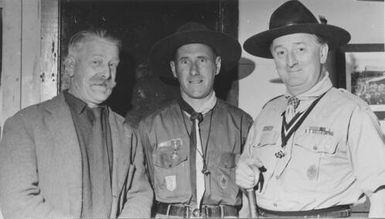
60 0 239 125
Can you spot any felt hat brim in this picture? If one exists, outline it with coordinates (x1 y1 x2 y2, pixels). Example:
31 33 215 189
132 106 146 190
149 28 241 79
243 0 351 59
243 23 351 59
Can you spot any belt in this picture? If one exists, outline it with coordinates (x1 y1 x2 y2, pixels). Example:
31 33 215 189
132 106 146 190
156 202 239 218
257 205 351 218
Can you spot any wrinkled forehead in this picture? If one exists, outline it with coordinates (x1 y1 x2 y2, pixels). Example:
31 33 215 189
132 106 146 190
77 39 120 58
70 37 119 57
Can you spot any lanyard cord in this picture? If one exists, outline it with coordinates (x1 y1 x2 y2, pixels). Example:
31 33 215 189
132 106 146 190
179 104 214 174
280 92 327 148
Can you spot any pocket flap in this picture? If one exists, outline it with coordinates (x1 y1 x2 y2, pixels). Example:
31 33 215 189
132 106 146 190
295 134 338 154
219 152 238 168
153 148 188 168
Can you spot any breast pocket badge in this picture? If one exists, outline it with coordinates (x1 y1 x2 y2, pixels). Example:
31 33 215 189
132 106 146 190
164 175 177 191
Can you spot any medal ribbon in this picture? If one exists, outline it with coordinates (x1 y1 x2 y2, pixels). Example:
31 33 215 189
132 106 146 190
279 93 327 156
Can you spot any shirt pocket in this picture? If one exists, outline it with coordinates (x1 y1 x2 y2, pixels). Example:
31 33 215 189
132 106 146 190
291 134 339 183
210 152 240 202
153 147 188 168
153 145 190 202
251 131 279 193
251 130 279 168
295 134 338 156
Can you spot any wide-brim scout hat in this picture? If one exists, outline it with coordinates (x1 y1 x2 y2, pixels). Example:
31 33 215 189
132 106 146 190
149 22 241 79
243 0 351 59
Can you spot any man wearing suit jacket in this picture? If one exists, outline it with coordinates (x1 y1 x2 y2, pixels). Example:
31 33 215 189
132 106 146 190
0 29 153 218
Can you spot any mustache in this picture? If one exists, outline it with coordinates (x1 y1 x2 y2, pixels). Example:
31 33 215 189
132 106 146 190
90 77 116 89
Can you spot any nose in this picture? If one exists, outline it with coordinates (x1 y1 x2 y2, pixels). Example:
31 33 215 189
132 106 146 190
190 61 199 76
101 64 111 79
287 51 298 68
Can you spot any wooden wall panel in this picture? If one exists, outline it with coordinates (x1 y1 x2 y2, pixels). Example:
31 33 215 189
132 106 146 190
0 0 59 131
40 0 58 101
1 0 22 126
21 0 41 108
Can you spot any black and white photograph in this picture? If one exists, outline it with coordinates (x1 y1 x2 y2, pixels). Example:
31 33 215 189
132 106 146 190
0 0 383 218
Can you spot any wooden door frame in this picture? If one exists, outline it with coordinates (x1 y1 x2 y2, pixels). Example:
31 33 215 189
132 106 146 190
0 0 59 129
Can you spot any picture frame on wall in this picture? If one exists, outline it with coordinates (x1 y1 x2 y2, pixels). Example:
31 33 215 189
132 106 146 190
337 43 385 120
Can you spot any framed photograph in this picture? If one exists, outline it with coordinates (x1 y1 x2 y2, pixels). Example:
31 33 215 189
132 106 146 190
337 44 385 119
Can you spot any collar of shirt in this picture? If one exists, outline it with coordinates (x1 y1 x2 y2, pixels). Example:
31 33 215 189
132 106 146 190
182 91 217 115
64 90 88 114
63 90 109 122
285 72 333 112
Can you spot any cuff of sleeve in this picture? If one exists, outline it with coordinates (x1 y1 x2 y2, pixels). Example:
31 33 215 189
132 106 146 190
361 171 385 197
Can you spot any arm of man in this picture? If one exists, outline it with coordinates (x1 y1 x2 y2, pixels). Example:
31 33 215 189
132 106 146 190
0 114 65 219
348 105 385 218
368 186 385 218
118 129 153 218
236 122 264 190
236 123 264 218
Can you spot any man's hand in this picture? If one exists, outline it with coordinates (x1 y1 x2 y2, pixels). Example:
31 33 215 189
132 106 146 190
236 157 263 189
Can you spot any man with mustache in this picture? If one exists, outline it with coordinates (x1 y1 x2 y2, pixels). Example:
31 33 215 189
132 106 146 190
138 22 253 218
0 29 153 218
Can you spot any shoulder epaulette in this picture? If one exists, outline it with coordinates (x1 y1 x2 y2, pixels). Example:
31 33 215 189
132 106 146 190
262 95 284 109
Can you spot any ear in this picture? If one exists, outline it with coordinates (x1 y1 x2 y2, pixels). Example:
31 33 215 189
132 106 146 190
320 43 329 64
170 61 178 78
215 56 221 76
64 56 76 77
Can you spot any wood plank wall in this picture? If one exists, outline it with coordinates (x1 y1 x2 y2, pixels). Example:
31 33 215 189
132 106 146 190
0 0 59 133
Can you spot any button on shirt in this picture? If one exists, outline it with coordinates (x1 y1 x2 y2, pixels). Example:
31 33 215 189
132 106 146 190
241 73 385 211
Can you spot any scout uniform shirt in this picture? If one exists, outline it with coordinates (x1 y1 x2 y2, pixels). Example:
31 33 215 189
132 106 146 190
139 97 253 207
242 73 385 211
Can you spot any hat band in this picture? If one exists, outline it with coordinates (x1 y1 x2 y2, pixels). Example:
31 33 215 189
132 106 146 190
271 21 318 29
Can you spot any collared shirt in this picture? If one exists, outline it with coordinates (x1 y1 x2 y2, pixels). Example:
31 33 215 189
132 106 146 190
186 91 217 114
241 75 385 211
64 90 113 218
139 99 253 207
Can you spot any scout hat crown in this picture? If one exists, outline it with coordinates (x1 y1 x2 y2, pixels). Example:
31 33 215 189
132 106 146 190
149 22 241 78
243 0 351 58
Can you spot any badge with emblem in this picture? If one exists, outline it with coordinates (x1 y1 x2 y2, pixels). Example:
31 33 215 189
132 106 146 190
307 164 318 180
164 175 176 191
170 139 182 161
263 126 274 131
158 138 183 148
219 174 228 189
275 149 286 158
305 126 334 136
170 150 178 160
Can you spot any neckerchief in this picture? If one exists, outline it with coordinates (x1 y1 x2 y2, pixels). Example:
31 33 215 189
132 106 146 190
177 92 217 208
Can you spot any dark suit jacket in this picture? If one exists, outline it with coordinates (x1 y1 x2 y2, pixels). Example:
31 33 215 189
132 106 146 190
0 93 153 218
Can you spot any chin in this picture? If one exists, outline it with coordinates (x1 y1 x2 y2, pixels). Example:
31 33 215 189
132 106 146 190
190 93 209 99
91 94 110 103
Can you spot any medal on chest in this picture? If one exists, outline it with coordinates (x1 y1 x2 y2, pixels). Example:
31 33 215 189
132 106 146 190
277 93 326 159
